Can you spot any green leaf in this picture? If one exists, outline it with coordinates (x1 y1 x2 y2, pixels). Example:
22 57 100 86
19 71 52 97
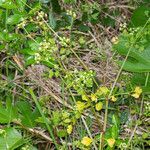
0 32 20 41
57 129 67 138
49 12 56 29
131 73 150 94
130 6 150 27
78 24 90 32
51 111 61 126
21 48 37 55
0 128 23 150
0 107 11 123
15 0 27 11
64 0 76 4
50 0 61 13
111 115 120 138
41 60 56 68
40 0 50 3
25 55 36 66
6 14 25 25
28 3 41 15
113 24 150 72
102 16 115 27
117 45 150 72
120 110 129 124
0 101 17 124
0 0 17 9
28 40 40 50
111 125 118 139
17 101 40 127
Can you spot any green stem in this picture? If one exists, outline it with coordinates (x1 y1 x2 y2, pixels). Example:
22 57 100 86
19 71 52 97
29 89 59 149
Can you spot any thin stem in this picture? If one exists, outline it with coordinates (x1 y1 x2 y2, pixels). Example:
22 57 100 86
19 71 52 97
29 89 59 149
100 19 149 150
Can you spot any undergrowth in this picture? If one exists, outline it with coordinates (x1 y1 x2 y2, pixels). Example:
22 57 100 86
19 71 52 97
0 0 150 150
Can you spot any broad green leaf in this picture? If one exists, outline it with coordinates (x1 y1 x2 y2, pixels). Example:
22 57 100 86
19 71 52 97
6 14 24 25
131 73 150 86
0 102 17 124
0 128 23 150
111 125 118 139
0 32 20 41
49 12 56 29
131 73 150 94
130 6 150 27
25 23 38 32
113 24 150 72
17 101 34 127
17 101 40 127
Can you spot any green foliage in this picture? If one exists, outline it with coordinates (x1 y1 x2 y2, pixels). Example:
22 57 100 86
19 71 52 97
65 70 95 94
0 99 17 124
0 0 149 149
49 12 56 29
0 0 17 9
6 14 25 25
130 6 150 27
17 101 40 127
0 128 24 150
113 22 150 72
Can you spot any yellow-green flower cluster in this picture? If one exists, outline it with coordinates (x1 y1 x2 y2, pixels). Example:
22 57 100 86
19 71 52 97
81 136 92 147
131 86 142 98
